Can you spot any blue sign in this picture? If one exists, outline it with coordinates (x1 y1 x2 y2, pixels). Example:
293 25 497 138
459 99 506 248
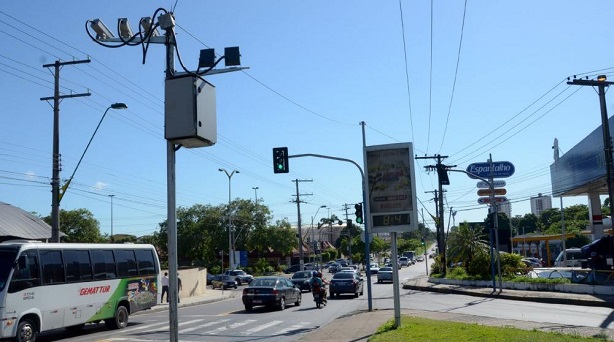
240 251 248 267
466 161 515 179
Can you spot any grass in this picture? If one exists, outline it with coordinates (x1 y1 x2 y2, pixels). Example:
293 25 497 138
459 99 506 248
368 316 608 342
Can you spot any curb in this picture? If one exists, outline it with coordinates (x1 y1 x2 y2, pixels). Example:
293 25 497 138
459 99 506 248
402 279 614 308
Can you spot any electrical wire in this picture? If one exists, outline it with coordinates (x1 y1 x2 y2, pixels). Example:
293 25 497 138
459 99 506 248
438 0 468 153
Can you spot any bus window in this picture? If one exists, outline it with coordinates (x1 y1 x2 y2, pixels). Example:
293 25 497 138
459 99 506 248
64 250 92 282
40 250 65 285
115 250 137 277
8 250 40 293
135 249 156 276
91 249 117 280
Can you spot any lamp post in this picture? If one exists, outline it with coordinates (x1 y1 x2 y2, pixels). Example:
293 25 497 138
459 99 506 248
252 186 259 204
59 103 128 203
109 194 115 243
219 168 239 269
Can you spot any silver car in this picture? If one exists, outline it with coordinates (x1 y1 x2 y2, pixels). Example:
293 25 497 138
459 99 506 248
377 267 393 283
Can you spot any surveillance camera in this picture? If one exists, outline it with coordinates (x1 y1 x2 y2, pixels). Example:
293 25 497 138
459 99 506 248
90 19 115 40
140 17 160 37
118 18 133 39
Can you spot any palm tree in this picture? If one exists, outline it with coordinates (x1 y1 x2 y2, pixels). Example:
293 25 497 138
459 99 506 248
447 223 489 270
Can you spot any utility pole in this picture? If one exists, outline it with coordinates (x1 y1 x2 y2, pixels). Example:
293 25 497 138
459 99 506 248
292 179 312 271
41 59 91 243
416 154 453 276
567 75 614 217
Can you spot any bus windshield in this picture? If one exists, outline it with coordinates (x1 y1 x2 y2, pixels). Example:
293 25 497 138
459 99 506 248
0 247 19 292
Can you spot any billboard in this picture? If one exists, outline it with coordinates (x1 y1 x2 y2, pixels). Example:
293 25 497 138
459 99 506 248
366 142 418 233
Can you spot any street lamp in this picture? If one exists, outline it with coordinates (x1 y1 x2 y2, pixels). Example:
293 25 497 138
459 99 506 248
219 168 239 269
252 187 259 204
59 103 128 202
109 194 115 243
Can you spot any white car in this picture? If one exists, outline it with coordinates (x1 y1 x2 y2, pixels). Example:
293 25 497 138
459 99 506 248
368 263 380 274
377 266 393 283
399 257 410 267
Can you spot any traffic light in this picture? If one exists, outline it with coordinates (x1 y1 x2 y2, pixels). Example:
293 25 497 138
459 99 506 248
421 237 425 246
354 203 363 224
272 147 289 173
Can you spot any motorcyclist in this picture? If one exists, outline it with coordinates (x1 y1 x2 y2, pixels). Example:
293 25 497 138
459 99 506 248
309 271 327 306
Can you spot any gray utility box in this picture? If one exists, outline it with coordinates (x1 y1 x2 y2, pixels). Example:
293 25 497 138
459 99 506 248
165 75 216 148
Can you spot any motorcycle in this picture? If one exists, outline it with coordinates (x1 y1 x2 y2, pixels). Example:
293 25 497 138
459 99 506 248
313 285 327 309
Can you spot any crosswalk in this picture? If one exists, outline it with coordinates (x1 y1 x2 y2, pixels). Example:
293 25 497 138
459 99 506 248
99 317 314 341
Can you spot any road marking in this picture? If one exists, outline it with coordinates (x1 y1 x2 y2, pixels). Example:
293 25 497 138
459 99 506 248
179 318 230 333
241 320 283 335
273 322 311 336
203 319 257 335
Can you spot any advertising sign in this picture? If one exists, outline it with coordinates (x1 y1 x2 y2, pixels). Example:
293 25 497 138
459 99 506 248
476 180 506 189
366 142 418 233
477 197 508 204
477 188 507 196
466 161 515 179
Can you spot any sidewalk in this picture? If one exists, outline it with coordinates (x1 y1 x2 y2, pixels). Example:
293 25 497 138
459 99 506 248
143 277 614 341
300 276 614 341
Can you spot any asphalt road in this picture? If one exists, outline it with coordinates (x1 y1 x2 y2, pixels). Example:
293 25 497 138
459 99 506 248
33 258 614 341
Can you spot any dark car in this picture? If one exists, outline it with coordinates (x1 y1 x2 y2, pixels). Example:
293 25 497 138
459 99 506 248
207 272 215 285
242 276 302 311
283 264 301 274
224 269 254 285
291 271 314 292
329 271 363 298
212 274 237 290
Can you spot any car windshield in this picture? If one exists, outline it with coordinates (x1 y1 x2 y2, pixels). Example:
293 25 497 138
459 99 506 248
379 267 392 272
333 272 354 279
292 271 312 279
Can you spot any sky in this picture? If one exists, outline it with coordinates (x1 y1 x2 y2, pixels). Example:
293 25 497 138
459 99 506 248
1 1 614 238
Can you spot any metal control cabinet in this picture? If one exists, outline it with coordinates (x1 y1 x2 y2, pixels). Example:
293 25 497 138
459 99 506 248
165 76 216 148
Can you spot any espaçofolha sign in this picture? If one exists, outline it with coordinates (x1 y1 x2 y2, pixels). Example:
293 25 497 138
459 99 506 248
466 161 515 179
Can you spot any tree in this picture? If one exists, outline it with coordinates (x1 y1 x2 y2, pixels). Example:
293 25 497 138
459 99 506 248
447 222 489 273
43 208 104 243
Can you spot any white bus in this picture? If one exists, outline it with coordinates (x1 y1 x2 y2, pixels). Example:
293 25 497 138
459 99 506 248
0 240 161 342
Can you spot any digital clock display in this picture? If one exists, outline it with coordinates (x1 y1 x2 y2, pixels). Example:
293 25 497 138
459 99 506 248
372 214 411 227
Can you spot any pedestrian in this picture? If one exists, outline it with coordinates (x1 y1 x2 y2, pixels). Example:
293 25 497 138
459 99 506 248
177 273 182 303
161 272 169 303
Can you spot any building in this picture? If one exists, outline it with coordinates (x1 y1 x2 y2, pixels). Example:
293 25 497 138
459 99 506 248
497 200 512 218
530 193 552 216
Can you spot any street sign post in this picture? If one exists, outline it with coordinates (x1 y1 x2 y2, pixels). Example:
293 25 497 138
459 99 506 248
477 196 508 204
477 188 507 196
476 180 506 189
466 161 515 179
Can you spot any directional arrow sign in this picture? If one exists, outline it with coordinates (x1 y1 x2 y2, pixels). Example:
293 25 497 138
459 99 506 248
477 188 507 196
476 180 506 189
477 197 508 205
466 161 515 179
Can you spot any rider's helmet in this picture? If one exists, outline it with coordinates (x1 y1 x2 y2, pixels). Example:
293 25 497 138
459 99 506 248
316 271 322 278
312 271 318 277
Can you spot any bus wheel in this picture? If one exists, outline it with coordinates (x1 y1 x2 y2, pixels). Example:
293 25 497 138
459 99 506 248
14 318 37 342
105 305 129 330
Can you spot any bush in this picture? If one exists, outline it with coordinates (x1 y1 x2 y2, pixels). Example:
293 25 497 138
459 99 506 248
466 250 491 279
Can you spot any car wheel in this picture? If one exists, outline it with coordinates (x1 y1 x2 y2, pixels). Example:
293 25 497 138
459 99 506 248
295 293 302 306
354 291 359 298
245 305 253 311
377 280 381 284
236 279 242 285
234 284 237 289
278 297 286 311
329 292 334 299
